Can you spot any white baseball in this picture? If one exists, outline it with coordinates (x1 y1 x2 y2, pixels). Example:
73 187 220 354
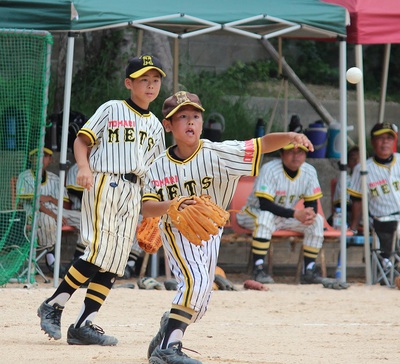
346 67 363 84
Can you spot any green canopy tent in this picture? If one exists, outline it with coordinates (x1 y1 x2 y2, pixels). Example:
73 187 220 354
0 0 349 285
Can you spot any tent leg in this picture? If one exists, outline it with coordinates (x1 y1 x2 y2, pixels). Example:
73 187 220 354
355 44 372 285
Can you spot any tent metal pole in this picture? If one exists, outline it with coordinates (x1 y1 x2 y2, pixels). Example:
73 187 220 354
173 38 179 93
378 44 391 123
338 39 348 283
355 44 372 284
53 32 76 288
136 29 143 56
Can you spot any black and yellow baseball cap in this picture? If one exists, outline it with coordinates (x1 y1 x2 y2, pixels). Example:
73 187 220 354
125 55 166 79
282 143 309 152
162 91 205 119
370 122 398 138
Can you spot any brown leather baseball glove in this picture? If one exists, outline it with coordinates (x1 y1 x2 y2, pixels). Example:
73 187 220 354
243 279 269 291
137 217 162 254
167 194 230 246
395 276 400 290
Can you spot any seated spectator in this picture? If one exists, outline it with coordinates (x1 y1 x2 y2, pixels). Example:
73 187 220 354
237 142 324 284
17 145 81 275
348 123 400 270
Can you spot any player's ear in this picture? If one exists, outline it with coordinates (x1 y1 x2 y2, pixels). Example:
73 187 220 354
162 118 172 132
124 77 133 90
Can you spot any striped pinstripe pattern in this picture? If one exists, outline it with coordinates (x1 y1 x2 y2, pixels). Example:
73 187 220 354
80 172 141 275
142 138 260 315
348 154 400 217
77 100 165 178
237 159 324 249
78 99 165 276
17 169 80 248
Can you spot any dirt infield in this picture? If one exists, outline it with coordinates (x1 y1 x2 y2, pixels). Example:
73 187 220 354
1 278 399 364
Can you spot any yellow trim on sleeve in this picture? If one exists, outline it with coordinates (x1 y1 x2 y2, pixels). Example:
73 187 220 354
142 194 161 202
347 188 362 199
78 128 97 147
254 191 274 201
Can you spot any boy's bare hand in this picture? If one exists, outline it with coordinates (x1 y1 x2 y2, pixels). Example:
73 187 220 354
290 132 314 152
77 166 94 190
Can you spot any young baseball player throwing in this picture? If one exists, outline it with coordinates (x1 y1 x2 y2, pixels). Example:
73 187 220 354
37 55 166 345
142 90 314 363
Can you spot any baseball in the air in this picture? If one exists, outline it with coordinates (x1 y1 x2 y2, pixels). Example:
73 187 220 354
346 67 363 84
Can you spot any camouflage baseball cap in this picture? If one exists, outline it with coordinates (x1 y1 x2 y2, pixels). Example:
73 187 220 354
125 55 166 78
162 91 205 119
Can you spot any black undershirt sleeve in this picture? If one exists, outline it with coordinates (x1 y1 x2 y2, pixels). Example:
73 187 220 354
259 197 318 217
259 197 294 218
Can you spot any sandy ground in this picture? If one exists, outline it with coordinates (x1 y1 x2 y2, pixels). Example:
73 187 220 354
1 275 399 364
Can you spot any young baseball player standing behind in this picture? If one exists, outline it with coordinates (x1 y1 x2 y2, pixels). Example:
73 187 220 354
37 55 166 345
142 91 314 363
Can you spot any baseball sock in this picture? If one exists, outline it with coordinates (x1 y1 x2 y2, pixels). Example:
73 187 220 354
161 305 194 349
74 270 117 328
47 259 99 307
252 238 270 268
303 246 320 273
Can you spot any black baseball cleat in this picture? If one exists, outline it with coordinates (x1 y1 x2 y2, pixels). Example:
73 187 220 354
67 320 118 346
148 311 169 358
37 300 64 340
253 265 275 284
149 341 202 364
301 265 323 284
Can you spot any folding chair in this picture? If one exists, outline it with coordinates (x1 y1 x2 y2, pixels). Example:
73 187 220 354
3 210 50 284
371 218 400 287
0 210 50 284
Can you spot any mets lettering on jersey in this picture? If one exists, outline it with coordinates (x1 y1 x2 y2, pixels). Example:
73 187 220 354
142 139 262 225
77 99 165 176
348 154 400 217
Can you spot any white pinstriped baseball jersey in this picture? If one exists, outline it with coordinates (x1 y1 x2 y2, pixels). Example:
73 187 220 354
237 159 324 248
143 138 262 219
78 99 165 275
17 169 81 248
332 175 351 206
246 159 323 209
66 163 83 210
348 154 400 217
78 99 165 179
142 138 261 318
17 169 69 214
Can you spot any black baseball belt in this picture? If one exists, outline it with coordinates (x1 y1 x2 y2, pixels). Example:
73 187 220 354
121 173 138 183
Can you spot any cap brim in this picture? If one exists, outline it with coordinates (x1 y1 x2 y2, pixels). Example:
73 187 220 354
128 66 166 78
165 102 205 119
29 147 53 156
372 129 397 137
282 144 309 152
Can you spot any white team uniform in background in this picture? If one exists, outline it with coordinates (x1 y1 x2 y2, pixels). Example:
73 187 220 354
237 159 324 249
143 138 262 321
348 154 400 218
17 169 81 249
66 163 83 211
78 99 165 275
